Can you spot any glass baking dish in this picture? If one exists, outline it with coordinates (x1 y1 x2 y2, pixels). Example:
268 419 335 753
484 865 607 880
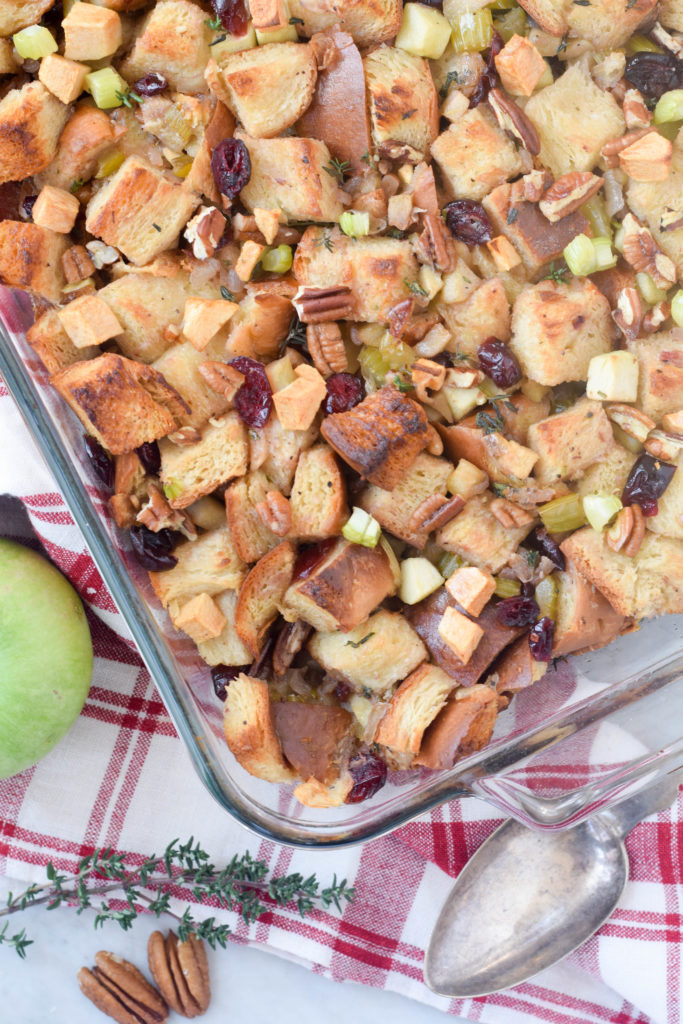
2 282 683 848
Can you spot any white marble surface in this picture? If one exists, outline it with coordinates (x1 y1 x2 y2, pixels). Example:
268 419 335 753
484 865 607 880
0 876 467 1024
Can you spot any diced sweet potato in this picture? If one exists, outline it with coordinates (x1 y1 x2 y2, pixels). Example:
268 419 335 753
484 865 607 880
272 702 354 785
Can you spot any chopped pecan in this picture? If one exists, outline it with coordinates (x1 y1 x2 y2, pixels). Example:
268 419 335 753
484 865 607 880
197 360 245 400
623 88 651 130
273 619 312 676
78 951 168 1024
607 504 645 558
405 315 443 348
418 212 457 273
62 244 95 284
137 484 197 539
507 552 556 585
148 931 210 1019
255 490 291 536
307 322 347 376
612 286 643 341
642 300 670 334
294 286 354 324
606 403 656 443
662 409 683 436
660 208 683 233
644 430 683 463
621 213 677 289
490 497 535 529
618 130 672 182
407 493 465 534
539 172 603 223
411 358 447 402
167 426 202 446
445 366 484 388
387 298 415 338
184 205 227 260
488 88 540 155
231 212 262 243
85 239 119 269
650 20 683 57
509 169 550 204
378 139 425 164
601 127 653 167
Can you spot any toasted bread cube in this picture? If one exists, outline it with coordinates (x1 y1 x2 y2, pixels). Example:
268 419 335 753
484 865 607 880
235 541 295 657
289 444 348 541
249 0 288 28
182 297 239 351
648 461 683 542
526 63 624 177
0 39 16 74
225 472 280 563
272 702 354 786
287 0 401 47
566 0 658 50
293 774 354 808
63 2 121 60
495 636 548 694
0 81 68 186
85 156 200 266
436 492 533 573
159 412 248 509
441 88 469 123
255 412 318 495
528 399 615 484
172 592 226 644
226 291 293 362
487 235 521 272
576 446 636 501
438 277 511 355
416 683 499 770
629 149 683 282
365 45 439 155
0 220 67 302
630 331 683 422
272 370 327 432
150 525 246 608
494 35 546 96
445 566 496 617
0 0 56 36
483 181 589 274
516 0 567 35
447 459 488 500
40 104 115 191
358 453 452 548
660 0 683 30
375 663 454 757
510 278 614 387
253 207 282 246
152 342 231 429
194 590 251 667
32 184 79 234
98 273 193 364
309 609 426 694
214 43 317 138
26 308 98 374
120 0 211 94
58 294 123 349
223 674 296 783
552 559 627 656
234 240 267 283
441 420 538 483
437 606 484 666
482 433 539 480
38 54 88 104
431 107 525 202
237 132 343 224
321 385 430 490
283 538 396 633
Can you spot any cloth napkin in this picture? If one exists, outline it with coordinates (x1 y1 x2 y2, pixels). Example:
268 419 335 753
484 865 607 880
0 369 681 1024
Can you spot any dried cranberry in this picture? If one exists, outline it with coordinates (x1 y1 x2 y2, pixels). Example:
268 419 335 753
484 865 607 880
129 526 178 571
229 356 272 428
211 138 251 201
520 581 536 599
335 681 352 703
346 750 388 804
621 453 676 517
84 435 114 489
324 373 366 416
526 528 566 572
469 30 503 107
444 200 493 246
625 52 683 104
431 352 455 368
292 538 337 581
20 194 37 220
135 440 161 476
529 616 555 662
211 664 247 701
211 0 249 34
496 596 540 628
132 72 168 96
477 337 522 389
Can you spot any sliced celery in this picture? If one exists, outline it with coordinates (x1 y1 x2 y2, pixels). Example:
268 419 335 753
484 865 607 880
85 67 129 109
534 574 558 619
635 272 668 305
438 552 465 578
494 577 521 598
339 211 370 238
583 493 622 533
13 25 57 60
494 6 528 42
261 245 293 273
450 9 493 53
342 507 381 548
563 234 596 277
592 236 617 271
95 148 125 179
538 494 586 533
654 89 683 124
580 196 611 240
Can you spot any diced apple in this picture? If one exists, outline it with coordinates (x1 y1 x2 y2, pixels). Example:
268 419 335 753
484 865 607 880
210 22 258 59
444 386 486 421
265 354 296 393
396 2 452 60
586 351 639 403
400 557 444 605
255 22 298 43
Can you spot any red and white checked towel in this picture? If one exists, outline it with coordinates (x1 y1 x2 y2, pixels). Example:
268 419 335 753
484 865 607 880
0 376 681 1024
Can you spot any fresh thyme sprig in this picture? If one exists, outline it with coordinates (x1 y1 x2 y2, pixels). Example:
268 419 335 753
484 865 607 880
0 839 354 958
323 158 350 183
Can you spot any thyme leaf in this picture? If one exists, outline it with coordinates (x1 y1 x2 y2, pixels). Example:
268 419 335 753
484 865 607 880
323 158 350 183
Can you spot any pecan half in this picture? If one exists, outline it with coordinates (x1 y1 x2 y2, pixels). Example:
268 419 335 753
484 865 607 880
621 213 677 289
539 172 603 223
607 504 645 558
307 322 348 375
642 299 670 334
644 430 683 463
488 88 540 155
148 931 210 1019
417 212 457 272
197 361 244 400
377 139 425 164
411 358 446 402
612 286 643 341
273 619 312 676
137 484 197 540
606 403 656 443
623 88 651 130
294 286 354 324
255 490 291 536
407 493 465 534
490 497 535 528
600 127 652 166
509 169 550 204
168 426 202 446
78 952 168 1024
62 244 95 283
184 206 227 260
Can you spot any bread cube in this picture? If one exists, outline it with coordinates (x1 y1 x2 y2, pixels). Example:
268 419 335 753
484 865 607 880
150 525 246 608
627 145 683 281
287 0 401 48
648 461 683 542
375 663 454 757
38 54 89 104
630 331 683 422
525 63 624 177
183 297 238 351
365 45 439 156
0 38 16 74
225 472 280 564
415 684 499 770
98 273 193 364
438 277 510 355
0 220 67 302
0 81 68 185
566 0 658 50
309 609 426 695
660 0 683 30
85 156 200 266
576 446 636 501
26 308 98 374
53 353 188 454
528 399 616 483
438 606 484 666
63 2 121 60
431 107 525 202
494 35 546 96
237 132 343 224
516 0 567 35
213 43 316 138
234 541 295 658
223 674 295 783
172 592 226 644
226 291 293 362
445 566 496 617
435 492 533 573
289 445 348 541
58 294 122 349
0 0 55 36
358 453 452 548
32 185 79 234
510 278 614 387
194 590 250 667
40 104 115 191
159 412 248 509
272 702 354 786
120 0 211 94
495 636 548 694
552 560 627 656
272 366 327 431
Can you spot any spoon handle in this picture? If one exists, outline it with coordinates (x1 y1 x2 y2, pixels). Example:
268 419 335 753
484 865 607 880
599 775 681 839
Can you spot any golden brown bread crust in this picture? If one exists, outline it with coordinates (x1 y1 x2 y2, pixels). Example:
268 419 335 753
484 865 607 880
435 493 534 574
120 0 212 94
52 353 188 454
0 0 56 36
223 674 296 783
431 107 525 202
287 0 402 48
493 636 548 695
184 101 235 203
26 307 98 373
226 292 293 362
159 412 249 509
415 685 499 771
358 452 452 549
629 331 683 423
375 662 455 757
321 385 430 490
438 277 511 355
38 105 115 191
271 702 354 785
553 559 628 656
225 472 280 564
98 273 191 364
0 82 68 186
150 525 246 608
0 220 68 303
289 444 348 541
528 399 616 484
365 45 439 156
234 540 295 658
152 341 233 431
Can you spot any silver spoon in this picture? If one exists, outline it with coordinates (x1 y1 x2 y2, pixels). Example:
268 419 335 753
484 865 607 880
425 776 680 997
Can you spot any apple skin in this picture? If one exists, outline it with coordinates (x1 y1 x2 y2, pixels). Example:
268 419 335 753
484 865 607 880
0 538 93 779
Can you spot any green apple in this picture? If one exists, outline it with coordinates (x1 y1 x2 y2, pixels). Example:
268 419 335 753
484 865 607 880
0 538 93 779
